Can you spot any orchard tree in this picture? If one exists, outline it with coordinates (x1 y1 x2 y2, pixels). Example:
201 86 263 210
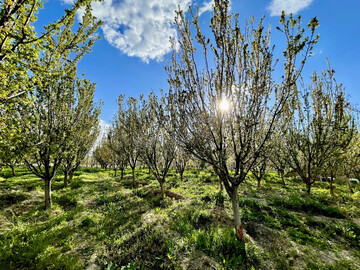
93 141 112 169
115 95 142 187
0 0 91 103
107 126 128 179
167 0 319 243
62 78 101 187
269 130 289 186
22 4 101 210
325 150 347 199
174 146 190 181
0 0 45 103
0 104 25 175
140 92 176 196
0 0 94 167
250 155 267 189
284 66 354 196
343 133 360 193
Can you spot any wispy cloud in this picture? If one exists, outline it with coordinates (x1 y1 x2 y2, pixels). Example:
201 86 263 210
199 0 214 15
268 0 313 16
60 0 74 5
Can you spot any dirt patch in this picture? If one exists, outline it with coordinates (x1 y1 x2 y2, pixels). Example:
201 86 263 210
352 218 360 227
180 251 219 270
317 250 337 265
166 191 184 200
138 181 149 187
0 214 13 232
10 199 40 216
337 250 360 268
312 215 334 222
138 188 184 200
209 207 233 228
245 222 276 247
142 211 158 225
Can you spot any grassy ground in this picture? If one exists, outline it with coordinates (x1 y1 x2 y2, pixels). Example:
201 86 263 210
0 167 359 269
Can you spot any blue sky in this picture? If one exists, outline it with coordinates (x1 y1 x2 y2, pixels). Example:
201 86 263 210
35 0 360 124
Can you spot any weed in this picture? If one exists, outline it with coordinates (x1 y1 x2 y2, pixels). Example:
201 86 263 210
81 217 96 229
1 168 359 269
269 195 345 218
70 179 84 189
0 192 30 209
56 194 78 209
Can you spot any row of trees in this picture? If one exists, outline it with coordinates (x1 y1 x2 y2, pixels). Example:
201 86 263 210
1 0 359 250
0 1 102 209
94 91 183 196
167 0 321 243
93 0 358 246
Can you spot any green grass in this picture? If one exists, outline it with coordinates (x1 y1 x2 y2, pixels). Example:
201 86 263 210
0 167 359 269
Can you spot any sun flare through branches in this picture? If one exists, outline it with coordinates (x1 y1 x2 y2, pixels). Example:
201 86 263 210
219 98 231 112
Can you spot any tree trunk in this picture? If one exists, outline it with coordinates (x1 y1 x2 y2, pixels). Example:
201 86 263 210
44 178 52 210
229 188 244 242
228 187 248 266
11 165 15 176
306 181 311 196
280 172 286 186
132 167 136 188
219 178 223 191
159 180 165 197
180 171 184 181
64 170 68 188
69 173 73 182
257 178 261 189
114 168 117 177
120 169 124 180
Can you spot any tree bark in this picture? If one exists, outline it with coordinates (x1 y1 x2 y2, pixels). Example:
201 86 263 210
180 171 184 181
257 178 261 189
45 178 52 210
230 188 244 242
132 167 136 188
228 187 248 266
219 178 223 191
114 168 117 177
120 169 124 180
280 172 286 186
69 173 73 182
159 180 165 197
306 181 311 196
11 165 15 176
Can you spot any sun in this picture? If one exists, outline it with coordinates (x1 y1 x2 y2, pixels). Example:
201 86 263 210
219 98 231 112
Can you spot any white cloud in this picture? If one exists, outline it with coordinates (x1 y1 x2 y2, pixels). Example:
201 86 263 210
61 0 74 5
63 0 230 62
84 0 192 63
268 0 313 16
199 0 214 15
